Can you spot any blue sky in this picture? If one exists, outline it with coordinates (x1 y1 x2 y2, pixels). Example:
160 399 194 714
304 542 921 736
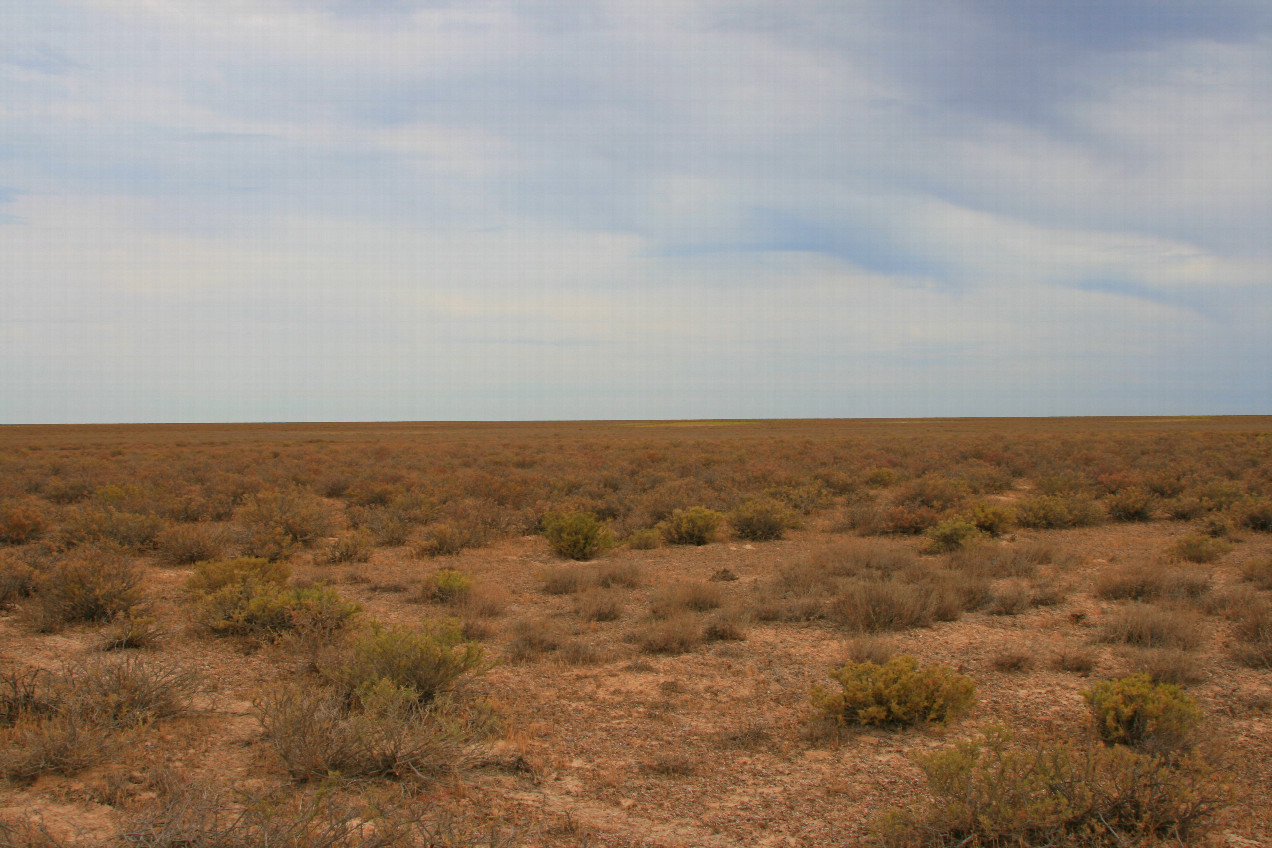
3 1 1270 423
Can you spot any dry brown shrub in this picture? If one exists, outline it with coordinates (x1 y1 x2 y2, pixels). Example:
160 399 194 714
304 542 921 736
540 564 592 595
0 499 45 546
650 581 722 618
506 618 564 662
703 606 750 641
1052 645 1097 675
27 547 143 632
573 588 622 623
1100 603 1204 650
991 646 1035 672
1120 647 1205 685
594 560 642 589
830 578 936 633
635 615 702 654
154 523 225 566
1094 560 1210 602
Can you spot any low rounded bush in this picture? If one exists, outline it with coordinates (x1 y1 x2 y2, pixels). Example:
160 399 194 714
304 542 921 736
29 549 143 632
811 655 975 727
922 519 982 554
417 568 472 604
660 506 722 546
541 511 611 560
322 621 483 705
729 497 795 541
1085 673 1201 753
186 557 358 639
154 523 225 566
322 529 374 564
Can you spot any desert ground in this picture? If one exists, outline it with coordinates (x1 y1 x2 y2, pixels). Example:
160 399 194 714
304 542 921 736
1 417 1270 847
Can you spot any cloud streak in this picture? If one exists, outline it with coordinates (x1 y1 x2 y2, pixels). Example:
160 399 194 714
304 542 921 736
2 0 1270 422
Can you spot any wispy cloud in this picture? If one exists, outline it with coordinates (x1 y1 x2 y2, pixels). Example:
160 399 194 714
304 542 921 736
2 1 1270 422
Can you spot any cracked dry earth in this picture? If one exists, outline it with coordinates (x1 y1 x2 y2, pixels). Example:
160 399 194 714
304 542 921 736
4 516 1271 848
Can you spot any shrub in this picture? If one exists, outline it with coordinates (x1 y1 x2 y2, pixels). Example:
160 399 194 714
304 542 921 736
237 488 334 546
541 511 611 560
58 507 164 551
28 549 143 632
650 581 722 618
575 589 622 622
416 569 472 605
594 561 642 589
255 679 485 782
1085 674 1202 753
187 558 359 640
864 467 896 488
961 502 1014 537
1169 534 1230 564
623 527 661 550
635 615 702 655
0 656 199 781
1122 648 1204 686
1238 497 1272 532
322 622 482 706
506 617 563 662
810 655 974 728
1106 487 1156 522
1229 599 1272 668
1094 561 1209 602
154 523 225 566
540 564 592 595
729 497 795 541
660 506 722 546
0 500 44 545
1241 557 1272 591
1099 603 1203 650
415 522 471 557
830 579 938 632
1016 495 1103 529
322 530 373 564
922 519 982 554
876 726 1227 848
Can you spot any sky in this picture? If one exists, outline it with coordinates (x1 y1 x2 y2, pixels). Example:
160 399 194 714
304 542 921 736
3 1 1271 423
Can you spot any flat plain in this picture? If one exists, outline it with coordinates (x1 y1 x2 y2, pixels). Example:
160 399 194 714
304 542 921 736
1 417 1270 847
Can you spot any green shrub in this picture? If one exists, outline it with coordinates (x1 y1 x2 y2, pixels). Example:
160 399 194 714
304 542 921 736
416 568 472 604
864 467 897 488
876 726 1226 848
623 527 662 550
541 511 611 560
730 497 796 541
186 557 289 594
922 519 982 554
186 558 358 639
1085 674 1201 753
660 506 722 546
322 622 483 706
236 488 334 558
810 655 975 728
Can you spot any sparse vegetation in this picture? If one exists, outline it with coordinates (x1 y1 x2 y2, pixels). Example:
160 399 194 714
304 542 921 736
0 418 1267 844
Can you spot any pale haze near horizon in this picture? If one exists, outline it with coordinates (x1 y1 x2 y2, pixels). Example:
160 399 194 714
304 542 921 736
3 1 1271 424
